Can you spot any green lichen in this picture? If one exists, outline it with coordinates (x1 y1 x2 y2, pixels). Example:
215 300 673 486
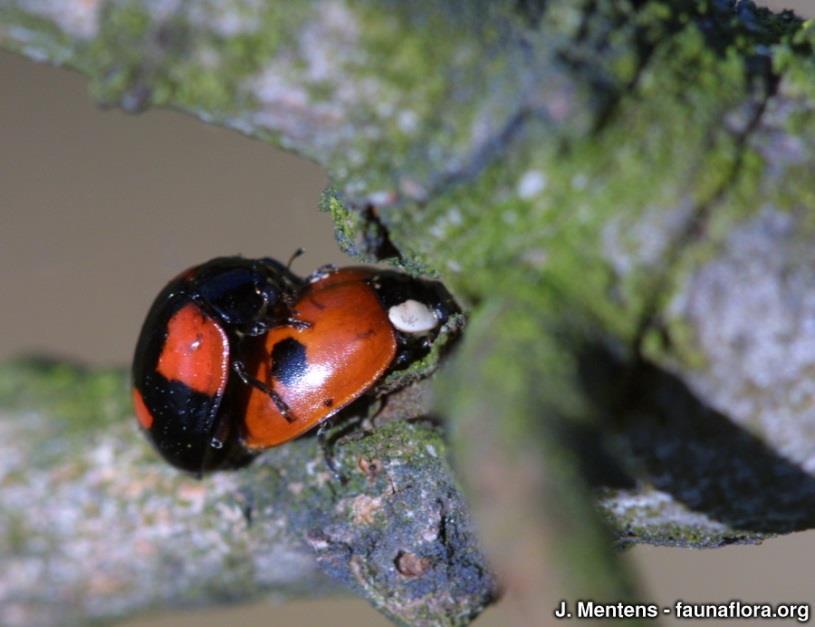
313 2 532 195
773 19 815 93
366 17 769 350
0 358 130 434
637 20 815 367
167 5 310 113
604 502 766 548
379 312 466 394
437 293 645 603
84 2 154 106
83 1 313 114
319 419 447 499
1 511 29 553
321 188 385 262
0 7 79 65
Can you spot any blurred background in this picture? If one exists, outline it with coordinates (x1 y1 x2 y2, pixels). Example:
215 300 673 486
1 2 812 625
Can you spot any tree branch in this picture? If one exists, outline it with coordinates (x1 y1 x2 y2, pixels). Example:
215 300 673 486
0 359 495 626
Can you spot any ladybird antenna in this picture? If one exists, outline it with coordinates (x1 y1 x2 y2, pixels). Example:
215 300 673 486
287 248 305 269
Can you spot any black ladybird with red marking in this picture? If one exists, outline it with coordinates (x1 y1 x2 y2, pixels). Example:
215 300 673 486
131 256 303 473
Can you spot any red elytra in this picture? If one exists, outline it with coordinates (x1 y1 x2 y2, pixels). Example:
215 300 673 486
242 268 397 448
132 388 155 430
156 303 230 397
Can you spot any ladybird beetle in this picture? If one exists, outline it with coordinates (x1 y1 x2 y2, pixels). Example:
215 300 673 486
133 258 456 475
131 256 303 473
239 267 454 450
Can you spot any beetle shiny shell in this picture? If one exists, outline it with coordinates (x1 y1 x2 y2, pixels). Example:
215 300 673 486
241 268 398 448
131 256 302 473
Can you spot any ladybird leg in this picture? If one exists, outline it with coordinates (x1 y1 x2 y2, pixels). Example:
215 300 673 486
307 263 337 283
232 361 296 423
250 261 276 316
392 348 412 367
317 421 347 484
269 390 295 423
242 320 270 337
286 314 312 331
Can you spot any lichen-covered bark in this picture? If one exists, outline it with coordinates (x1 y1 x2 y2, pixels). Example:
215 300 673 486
0 359 495 627
3 0 815 625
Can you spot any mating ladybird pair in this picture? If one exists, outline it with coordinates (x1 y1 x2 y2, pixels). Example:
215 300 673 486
132 256 455 475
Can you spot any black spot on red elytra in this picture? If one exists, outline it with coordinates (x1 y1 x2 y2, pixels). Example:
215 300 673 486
270 337 308 387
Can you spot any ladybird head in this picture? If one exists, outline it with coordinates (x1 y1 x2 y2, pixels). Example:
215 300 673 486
367 270 460 367
192 257 303 336
369 271 456 327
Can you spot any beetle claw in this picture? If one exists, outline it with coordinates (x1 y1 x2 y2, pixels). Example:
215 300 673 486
287 315 312 331
317 421 348 484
